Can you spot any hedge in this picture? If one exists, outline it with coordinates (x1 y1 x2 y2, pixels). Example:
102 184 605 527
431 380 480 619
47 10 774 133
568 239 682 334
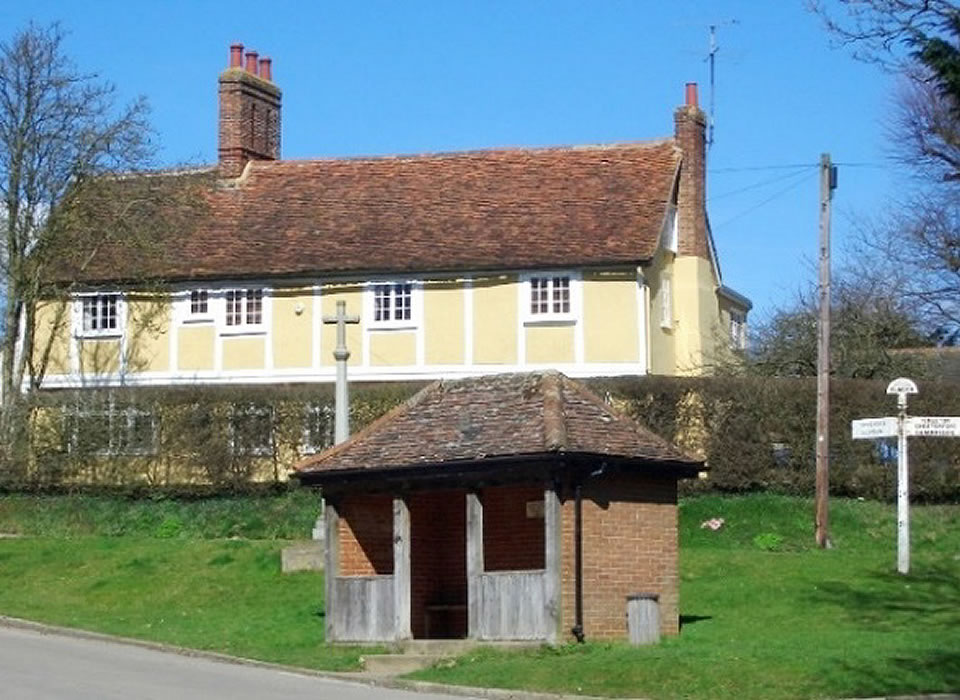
3 375 958 502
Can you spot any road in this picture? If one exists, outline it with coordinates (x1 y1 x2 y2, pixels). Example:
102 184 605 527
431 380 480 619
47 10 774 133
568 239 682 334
0 625 475 700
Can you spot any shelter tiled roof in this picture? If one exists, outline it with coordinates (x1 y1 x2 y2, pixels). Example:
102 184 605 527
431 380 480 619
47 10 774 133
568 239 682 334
78 140 680 283
296 372 700 479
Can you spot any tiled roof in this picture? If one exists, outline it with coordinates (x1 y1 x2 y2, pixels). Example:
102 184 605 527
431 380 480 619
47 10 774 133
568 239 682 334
78 140 680 283
296 371 700 480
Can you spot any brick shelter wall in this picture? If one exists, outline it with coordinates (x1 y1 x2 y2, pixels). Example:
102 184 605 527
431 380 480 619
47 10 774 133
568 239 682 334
409 489 467 638
482 485 546 572
338 493 394 576
560 474 679 641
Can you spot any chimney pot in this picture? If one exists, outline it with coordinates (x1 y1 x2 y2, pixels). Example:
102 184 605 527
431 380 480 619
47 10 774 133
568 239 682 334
685 82 698 108
229 43 244 68
245 51 259 75
259 57 272 82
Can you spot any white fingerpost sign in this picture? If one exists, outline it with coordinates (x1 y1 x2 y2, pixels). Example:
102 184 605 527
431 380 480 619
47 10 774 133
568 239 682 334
852 377 959 575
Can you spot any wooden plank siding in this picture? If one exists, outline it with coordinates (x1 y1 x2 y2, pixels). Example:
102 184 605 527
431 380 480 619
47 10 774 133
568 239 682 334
475 571 549 640
330 576 396 642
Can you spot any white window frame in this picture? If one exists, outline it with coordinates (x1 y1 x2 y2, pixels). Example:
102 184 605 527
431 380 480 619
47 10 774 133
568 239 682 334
302 402 334 455
229 402 274 456
64 399 157 456
183 289 214 324
521 271 579 325
73 292 125 339
366 280 421 330
225 288 264 330
730 310 747 350
660 276 673 330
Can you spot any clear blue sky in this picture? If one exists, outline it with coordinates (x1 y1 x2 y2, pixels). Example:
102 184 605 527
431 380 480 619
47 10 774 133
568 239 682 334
2 0 900 320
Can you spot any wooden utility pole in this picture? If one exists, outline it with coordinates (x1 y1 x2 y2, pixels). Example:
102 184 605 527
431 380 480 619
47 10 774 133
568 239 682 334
323 300 360 444
816 153 836 549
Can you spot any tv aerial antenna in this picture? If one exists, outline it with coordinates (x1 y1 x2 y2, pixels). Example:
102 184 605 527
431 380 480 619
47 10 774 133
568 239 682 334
706 19 739 149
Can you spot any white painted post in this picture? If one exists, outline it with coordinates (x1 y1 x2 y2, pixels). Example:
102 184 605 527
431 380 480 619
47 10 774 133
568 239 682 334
322 300 360 444
886 378 918 576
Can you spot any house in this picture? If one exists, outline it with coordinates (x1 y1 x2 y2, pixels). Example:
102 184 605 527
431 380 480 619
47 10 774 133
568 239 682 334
34 42 751 395
296 371 702 643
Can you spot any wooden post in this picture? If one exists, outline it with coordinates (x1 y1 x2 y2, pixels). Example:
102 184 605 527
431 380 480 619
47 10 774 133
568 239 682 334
543 485 561 644
815 152 836 549
393 496 412 640
323 498 340 643
466 491 484 639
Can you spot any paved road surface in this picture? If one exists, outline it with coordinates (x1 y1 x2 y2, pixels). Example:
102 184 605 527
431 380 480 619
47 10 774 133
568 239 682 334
0 625 475 700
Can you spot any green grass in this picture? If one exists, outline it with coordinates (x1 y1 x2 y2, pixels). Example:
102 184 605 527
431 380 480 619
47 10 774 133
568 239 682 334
0 536 369 670
0 490 320 538
0 493 957 697
413 494 960 699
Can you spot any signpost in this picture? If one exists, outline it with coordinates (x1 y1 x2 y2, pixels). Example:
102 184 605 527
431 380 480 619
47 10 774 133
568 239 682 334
851 378 959 575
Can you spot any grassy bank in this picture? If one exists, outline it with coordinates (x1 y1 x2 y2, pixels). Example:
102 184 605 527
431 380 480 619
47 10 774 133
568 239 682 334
0 494 957 697
0 489 320 539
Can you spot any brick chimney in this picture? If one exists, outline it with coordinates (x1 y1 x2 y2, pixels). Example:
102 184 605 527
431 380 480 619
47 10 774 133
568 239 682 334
674 83 709 259
218 43 282 178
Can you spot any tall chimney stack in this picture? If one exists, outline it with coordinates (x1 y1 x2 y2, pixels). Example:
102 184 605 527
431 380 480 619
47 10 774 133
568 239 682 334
218 43 282 178
674 82 709 259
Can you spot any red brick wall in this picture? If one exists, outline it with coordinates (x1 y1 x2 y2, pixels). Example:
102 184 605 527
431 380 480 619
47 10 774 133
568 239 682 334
560 475 679 641
410 489 467 638
674 104 709 259
218 71 281 178
338 494 394 576
482 485 546 571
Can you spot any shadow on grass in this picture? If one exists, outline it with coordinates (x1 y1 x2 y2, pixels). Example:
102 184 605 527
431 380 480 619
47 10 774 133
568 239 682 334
679 614 713 629
810 563 960 695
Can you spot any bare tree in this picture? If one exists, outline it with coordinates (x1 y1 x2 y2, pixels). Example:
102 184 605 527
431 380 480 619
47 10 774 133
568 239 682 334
0 23 203 469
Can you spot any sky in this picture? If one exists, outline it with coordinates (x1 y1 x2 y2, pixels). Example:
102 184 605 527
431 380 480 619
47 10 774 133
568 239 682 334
2 1 904 321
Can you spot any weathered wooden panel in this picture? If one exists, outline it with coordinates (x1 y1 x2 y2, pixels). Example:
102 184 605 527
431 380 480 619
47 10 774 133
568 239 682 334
627 594 661 645
393 497 412 640
476 571 548 640
466 491 484 639
543 487 561 643
324 501 340 643
330 576 396 642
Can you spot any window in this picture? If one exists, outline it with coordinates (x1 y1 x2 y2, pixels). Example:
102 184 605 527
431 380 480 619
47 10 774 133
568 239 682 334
65 400 156 456
730 311 747 350
369 282 417 328
230 403 273 456
373 283 412 323
225 289 263 328
79 294 121 336
302 403 334 454
530 276 570 316
190 290 209 315
660 277 673 330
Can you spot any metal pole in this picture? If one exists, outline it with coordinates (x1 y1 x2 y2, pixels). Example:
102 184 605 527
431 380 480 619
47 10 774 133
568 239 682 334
815 153 834 549
896 394 910 574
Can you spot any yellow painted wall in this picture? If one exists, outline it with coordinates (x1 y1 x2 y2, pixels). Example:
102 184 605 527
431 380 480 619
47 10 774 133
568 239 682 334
79 338 122 375
424 280 464 365
582 270 639 363
673 255 719 376
178 325 215 371
320 285 363 367
222 337 265 371
272 289 313 369
525 324 575 364
33 301 71 375
647 250 677 376
125 297 170 373
473 275 517 364
370 331 416 366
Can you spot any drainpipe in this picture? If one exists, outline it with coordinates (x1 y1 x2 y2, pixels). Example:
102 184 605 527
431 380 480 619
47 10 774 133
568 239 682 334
571 483 585 644
571 463 607 644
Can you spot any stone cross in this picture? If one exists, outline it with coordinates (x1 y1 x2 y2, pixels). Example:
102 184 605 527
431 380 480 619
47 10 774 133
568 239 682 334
322 300 360 444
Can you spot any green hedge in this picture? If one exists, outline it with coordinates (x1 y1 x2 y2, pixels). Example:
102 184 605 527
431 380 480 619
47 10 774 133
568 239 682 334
5 375 959 502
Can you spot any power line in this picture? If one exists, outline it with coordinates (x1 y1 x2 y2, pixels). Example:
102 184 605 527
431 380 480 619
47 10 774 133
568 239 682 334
708 167 812 201
709 163 818 173
713 171 817 230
